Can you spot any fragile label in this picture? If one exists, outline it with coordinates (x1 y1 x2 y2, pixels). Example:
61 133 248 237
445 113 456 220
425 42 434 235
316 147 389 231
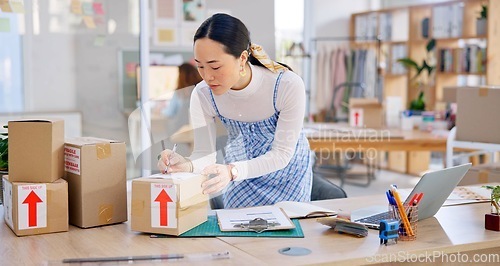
64 146 81 175
18 184 47 230
150 183 177 228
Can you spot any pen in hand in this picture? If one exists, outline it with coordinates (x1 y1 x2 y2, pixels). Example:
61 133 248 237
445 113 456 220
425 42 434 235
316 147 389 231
165 143 177 174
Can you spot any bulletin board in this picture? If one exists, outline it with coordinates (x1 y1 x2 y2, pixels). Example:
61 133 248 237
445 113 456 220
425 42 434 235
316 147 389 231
118 49 194 114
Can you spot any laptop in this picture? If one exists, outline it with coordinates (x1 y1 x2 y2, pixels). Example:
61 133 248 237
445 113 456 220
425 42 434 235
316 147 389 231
351 163 472 229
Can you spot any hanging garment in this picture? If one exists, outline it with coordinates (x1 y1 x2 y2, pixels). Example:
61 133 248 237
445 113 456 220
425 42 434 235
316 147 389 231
208 72 313 208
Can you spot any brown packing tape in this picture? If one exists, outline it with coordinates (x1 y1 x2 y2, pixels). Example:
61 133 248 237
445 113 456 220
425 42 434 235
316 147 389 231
478 170 489 184
96 143 111 159
99 204 114 224
478 87 489 97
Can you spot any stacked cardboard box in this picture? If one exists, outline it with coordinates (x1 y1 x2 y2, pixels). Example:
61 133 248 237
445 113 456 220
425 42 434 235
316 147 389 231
458 162 500 186
64 137 127 228
131 173 209 236
3 119 68 236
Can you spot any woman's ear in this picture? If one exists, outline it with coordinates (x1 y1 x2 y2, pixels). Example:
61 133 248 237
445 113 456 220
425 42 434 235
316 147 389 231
239 50 249 65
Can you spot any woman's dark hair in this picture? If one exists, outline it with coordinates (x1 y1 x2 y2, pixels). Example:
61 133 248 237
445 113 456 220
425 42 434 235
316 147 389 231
194 13 291 71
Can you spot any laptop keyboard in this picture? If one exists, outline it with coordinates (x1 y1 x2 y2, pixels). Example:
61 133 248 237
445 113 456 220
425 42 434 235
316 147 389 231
354 211 391 225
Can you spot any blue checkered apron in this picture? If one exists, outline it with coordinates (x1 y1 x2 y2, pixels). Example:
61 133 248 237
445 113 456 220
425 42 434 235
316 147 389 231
208 72 313 208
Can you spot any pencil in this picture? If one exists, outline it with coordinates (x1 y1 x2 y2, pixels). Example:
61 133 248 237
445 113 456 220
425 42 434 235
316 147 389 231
391 187 414 236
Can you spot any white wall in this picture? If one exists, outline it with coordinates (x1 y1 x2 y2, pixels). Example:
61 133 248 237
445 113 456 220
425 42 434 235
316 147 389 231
21 0 275 143
205 0 275 58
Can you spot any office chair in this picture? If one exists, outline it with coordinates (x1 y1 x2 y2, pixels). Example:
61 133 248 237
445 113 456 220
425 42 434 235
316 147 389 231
209 173 347 209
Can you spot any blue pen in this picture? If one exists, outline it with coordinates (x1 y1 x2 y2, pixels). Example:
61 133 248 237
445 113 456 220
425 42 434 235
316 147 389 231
386 191 395 205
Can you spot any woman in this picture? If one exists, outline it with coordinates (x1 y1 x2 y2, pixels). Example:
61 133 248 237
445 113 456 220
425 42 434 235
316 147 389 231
162 63 202 123
158 13 312 208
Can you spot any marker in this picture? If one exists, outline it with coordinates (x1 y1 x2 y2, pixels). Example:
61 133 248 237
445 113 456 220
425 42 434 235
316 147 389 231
165 143 177 173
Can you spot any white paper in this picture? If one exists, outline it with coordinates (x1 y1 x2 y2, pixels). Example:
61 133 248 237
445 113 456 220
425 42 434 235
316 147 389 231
149 172 200 180
216 205 294 231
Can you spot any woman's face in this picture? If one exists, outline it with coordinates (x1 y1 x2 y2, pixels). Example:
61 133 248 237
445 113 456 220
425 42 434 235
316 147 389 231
194 38 247 95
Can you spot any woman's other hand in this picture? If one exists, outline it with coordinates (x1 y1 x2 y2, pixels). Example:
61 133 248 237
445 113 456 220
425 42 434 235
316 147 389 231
201 164 233 195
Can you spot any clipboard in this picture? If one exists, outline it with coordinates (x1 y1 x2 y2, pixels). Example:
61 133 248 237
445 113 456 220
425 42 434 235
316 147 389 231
216 206 296 233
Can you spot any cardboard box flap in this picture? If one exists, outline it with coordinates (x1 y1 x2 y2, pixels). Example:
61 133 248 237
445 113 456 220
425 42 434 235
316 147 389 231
65 137 123 146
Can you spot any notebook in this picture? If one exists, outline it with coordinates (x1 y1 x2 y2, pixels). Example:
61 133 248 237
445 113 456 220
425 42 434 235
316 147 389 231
350 163 472 229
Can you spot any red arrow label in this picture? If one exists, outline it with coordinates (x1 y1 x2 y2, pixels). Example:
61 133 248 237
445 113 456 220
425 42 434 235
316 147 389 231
354 112 360 126
22 190 43 227
154 189 173 226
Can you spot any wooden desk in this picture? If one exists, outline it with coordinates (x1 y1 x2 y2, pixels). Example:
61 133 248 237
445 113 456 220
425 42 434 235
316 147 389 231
2 197 498 265
220 197 500 265
305 123 448 152
0 205 264 265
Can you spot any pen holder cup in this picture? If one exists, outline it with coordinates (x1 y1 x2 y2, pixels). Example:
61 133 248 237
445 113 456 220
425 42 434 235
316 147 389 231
389 205 418 241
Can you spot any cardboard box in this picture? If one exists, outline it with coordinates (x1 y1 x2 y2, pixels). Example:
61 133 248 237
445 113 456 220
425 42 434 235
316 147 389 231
442 86 457 103
8 119 64 183
2 176 68 236
64 137 127 228
131 174 209 236
458 162 500 186
349 98 383 129
456 86 500 144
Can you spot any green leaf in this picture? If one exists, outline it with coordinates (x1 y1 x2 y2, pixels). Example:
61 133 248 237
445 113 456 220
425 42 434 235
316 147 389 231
397 58 419 71
426 38 436 52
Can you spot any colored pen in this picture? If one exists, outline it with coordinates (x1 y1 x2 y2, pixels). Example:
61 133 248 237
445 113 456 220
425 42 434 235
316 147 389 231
414 193 424 205
391 186 414 236
165 143 177 173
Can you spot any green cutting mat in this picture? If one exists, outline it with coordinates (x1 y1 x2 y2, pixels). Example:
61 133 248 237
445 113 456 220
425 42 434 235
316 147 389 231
151 216 304 238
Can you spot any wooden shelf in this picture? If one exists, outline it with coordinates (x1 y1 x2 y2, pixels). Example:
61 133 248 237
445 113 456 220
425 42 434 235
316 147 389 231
351 0 499 111
350 0 499 174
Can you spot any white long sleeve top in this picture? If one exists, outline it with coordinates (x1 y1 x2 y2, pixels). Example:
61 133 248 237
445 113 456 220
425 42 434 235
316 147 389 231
188 63 307 180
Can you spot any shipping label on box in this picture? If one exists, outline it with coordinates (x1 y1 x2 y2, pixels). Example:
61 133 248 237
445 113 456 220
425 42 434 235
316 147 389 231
8 119 65 183
2 176 68 236
131 173 209 236
349 108 364 127
17 184 47 230
64 137 127 228
150 183 177 228
64 146 81 175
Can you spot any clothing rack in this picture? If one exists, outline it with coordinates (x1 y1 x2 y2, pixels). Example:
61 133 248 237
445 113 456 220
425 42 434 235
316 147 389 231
307 36 382 188
305 36 382 118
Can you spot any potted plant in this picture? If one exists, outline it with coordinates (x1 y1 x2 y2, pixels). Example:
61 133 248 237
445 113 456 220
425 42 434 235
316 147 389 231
483 185 500 231
397 39 436 113
0 125 7 205
477 4 487 36
0 125 8 171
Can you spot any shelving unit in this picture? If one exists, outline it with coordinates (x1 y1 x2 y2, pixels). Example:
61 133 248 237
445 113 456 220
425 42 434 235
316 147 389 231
349 0 500 175
351 0 500 112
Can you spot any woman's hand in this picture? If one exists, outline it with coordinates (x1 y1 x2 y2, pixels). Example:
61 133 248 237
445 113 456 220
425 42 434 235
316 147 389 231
201 164 232 195
157 150 192 174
